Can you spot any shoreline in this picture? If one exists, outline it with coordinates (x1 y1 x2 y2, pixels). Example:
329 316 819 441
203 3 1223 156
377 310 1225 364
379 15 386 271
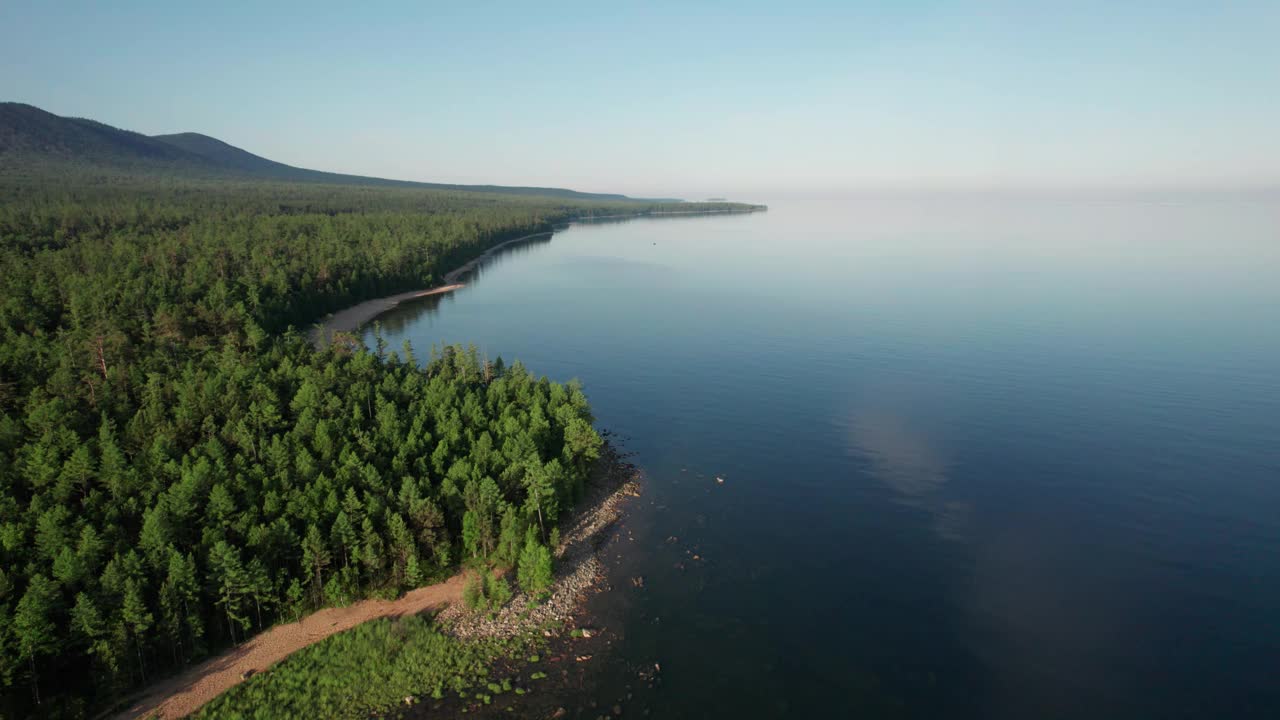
404 441 642 719
123 206 748 718
438 442 641 641
114 447 638 720
309 229 553 348
572 207 765 221
309 206 765 348
122 204 747 712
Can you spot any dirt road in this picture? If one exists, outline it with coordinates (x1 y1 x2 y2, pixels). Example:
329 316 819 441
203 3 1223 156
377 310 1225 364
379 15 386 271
115 572 467 719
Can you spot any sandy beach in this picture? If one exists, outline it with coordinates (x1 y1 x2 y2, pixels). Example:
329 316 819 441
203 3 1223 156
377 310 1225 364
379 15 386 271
309 229 552 347
308 208 764 348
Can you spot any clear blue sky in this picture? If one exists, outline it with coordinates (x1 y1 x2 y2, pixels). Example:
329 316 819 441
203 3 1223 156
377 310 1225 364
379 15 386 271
2 1 1277 197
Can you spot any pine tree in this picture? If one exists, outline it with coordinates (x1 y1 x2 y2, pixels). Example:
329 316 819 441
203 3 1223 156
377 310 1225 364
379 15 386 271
138 504 175 571
208 542 249 644
496 506 524 568
300 524 330 605
52 546 86 587
70 592 112 677
285 578 305 621
160 550 199 664
60 445 96 502
122 579 153 681
462 570 486 611
332 510 356 571
245 559 272 631
517 529 554 598
358 518 384 585
486 573 512 610
521 460 558 537
0 572 18 688
461 510 480 560
14 574 58 705
386 512 416 589
532 545 553 595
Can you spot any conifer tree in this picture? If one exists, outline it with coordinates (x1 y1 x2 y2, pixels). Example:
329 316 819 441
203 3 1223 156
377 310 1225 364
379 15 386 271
0 164 626 713
517 528 553 597
208 542 248 644
14 574 58 705
122 579 153 680
300 525 331 605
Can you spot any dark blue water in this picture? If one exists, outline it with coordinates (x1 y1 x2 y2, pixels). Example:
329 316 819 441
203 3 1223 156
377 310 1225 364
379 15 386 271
367 195 1280 719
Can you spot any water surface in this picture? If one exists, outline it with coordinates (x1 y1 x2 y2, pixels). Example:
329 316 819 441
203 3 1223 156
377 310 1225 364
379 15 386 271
368 195 1280 719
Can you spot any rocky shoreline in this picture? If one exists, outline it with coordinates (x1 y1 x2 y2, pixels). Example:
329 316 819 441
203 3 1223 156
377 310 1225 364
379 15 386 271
438 441 641 640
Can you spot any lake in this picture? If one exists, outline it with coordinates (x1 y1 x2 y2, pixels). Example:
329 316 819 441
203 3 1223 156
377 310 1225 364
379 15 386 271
366 194 1280 719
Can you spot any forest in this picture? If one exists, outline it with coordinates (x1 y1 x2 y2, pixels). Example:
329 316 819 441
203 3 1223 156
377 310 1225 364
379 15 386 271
0 173 758 718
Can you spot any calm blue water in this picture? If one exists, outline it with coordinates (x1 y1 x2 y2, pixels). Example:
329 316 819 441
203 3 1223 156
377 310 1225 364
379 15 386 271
368 195 1280 719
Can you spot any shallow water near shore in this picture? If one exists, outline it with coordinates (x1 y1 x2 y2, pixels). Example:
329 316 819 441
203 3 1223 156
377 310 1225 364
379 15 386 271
366 194 1280 719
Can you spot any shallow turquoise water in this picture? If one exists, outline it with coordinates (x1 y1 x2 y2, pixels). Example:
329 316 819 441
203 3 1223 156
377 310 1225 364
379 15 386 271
369 195 1280 718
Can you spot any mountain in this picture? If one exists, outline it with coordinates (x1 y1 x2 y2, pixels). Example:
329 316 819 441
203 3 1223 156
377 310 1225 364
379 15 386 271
0 102 642 200
151 132 303 176
0 102 196 168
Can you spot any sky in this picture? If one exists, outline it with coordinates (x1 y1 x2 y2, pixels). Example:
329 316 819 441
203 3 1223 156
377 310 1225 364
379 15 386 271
1 1 1277 198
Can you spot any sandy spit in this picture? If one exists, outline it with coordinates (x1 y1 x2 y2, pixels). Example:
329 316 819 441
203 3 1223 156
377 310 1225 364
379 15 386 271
308 230 552 348
307 206 764 348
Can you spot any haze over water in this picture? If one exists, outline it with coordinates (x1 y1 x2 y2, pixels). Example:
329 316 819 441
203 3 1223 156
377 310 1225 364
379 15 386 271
368 195 1280 718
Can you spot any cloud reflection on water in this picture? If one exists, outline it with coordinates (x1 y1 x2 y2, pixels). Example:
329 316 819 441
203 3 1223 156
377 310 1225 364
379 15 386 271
846 401 971 542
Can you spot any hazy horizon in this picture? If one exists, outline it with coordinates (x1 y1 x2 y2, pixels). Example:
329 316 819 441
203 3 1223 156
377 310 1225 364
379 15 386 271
3 1 1278 197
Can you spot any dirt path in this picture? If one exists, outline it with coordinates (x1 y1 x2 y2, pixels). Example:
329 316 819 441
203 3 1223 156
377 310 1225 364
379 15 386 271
115 572 468 720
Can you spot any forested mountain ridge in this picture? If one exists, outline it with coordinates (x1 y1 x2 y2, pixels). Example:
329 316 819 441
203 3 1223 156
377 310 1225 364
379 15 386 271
0 155 760 716
0 103 193 168
0 102 652 200
150 132 320 178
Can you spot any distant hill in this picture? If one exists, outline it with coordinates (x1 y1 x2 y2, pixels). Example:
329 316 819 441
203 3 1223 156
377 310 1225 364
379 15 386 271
0 102 195 168
150 132 303 176
0 102 645 201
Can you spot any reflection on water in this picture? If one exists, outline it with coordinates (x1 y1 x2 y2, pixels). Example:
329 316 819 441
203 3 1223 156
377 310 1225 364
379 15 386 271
367 196 1280 719
371 233 553 334
849 410 948 498
848 410 971 543
373 292 449 335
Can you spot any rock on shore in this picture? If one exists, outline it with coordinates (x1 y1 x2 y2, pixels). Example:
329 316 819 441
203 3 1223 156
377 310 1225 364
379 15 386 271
439 446 640 640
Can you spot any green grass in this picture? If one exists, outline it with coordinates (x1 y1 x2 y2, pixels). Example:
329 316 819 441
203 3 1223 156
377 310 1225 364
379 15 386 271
194 615 536 719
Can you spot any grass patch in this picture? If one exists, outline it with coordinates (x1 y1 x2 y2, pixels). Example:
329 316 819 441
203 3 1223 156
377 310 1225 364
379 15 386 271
195 614 537 719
